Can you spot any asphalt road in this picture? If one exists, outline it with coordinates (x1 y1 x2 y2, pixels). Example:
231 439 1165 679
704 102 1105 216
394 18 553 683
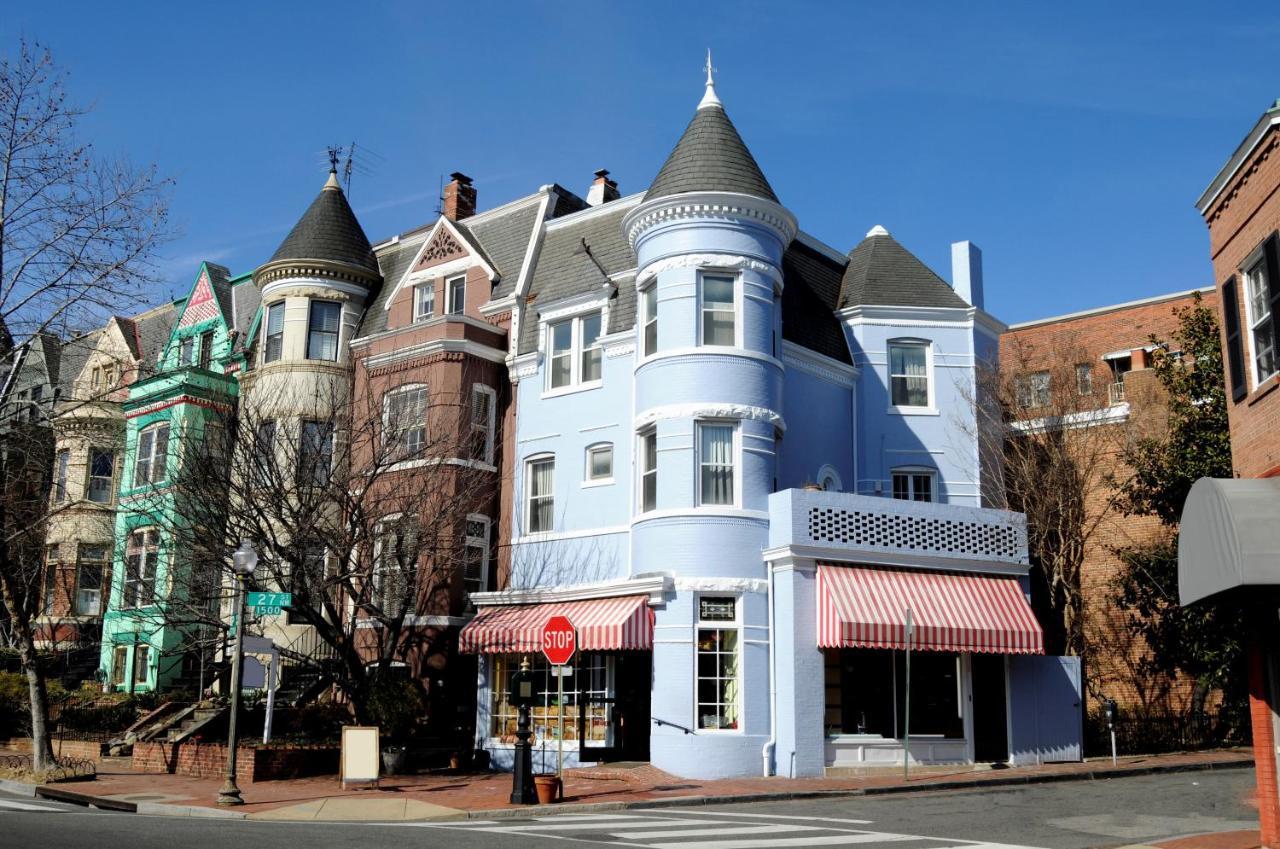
0 767 1259 849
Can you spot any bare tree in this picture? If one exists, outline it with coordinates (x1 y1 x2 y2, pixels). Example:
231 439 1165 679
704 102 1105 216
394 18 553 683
974 340 1138 660
0 40 171 772
123 370 501 729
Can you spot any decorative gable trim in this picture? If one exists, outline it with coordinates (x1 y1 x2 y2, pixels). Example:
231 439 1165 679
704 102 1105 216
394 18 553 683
381 216 497 314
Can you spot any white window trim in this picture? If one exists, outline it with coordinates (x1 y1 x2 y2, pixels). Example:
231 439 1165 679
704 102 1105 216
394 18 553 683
636 427 657 514
412 281 436 323
524 453 556 534
693 592 743 735
694 420 740 508
542 309 604 397
583 442 614 488
1241 245 1276 389
446 273 467 316
639 281 659 361
696 270 743 349
463 513 491 594
886 338 937 415
890 465 938 503
471 383 497 466
382 383 429 462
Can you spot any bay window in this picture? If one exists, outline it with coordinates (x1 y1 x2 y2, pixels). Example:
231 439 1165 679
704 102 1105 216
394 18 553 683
306 300 341 361
526 456 555 533
696 596 740 730
888 341 930 408
547 311 602 391
700 273 736 346
133 423 170 486
124 528 159 608
384 385 427 461
697 422 735 506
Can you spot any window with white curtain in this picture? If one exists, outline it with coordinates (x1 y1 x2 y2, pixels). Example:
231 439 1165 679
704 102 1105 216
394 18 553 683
888 341 929 407
697 422 735 506
700 273 736 347
526 456 555 533
306 300 341 361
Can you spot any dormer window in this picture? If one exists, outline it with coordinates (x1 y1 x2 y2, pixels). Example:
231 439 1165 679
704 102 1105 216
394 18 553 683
413 282 436 322
263 302 285 363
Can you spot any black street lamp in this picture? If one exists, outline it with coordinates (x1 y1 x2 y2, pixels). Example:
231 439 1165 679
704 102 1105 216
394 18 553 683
217 540 257 807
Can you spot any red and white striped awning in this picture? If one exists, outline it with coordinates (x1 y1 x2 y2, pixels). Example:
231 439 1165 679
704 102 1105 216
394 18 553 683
817 563 1044 655
459 595 654 654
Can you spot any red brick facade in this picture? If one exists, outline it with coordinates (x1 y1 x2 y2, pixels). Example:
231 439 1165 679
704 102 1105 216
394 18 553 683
1002 288 1216 711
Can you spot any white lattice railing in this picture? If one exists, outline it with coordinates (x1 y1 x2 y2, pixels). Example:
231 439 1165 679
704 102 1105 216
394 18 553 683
768 489 1029 568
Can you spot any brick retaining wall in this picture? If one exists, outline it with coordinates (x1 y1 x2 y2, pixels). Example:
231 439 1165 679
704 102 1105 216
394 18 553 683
129 740 338 783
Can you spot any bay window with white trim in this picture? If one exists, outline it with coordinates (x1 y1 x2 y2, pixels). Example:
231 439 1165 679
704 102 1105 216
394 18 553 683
888 340 931 409
525 455 555 533
696 421 736 507
547 311 603 391
695 595 741 731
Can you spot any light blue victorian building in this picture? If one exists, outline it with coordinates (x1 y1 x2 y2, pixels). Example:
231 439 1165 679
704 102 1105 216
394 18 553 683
460 71 1081 779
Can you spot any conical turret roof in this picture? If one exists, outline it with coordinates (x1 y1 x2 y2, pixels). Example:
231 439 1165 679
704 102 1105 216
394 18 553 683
644 76 778 204
268 170 378 276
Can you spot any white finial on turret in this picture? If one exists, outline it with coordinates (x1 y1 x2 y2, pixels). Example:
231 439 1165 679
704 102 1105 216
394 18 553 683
699 48 721 110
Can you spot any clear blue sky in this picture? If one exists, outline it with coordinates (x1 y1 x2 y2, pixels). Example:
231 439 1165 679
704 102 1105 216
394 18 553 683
5 2 1278 323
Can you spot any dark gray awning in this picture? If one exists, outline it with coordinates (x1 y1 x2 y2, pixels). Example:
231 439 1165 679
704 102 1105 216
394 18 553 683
1179 477 1280 605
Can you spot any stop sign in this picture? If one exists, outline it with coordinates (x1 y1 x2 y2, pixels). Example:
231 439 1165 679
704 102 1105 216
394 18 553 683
541 615 576 666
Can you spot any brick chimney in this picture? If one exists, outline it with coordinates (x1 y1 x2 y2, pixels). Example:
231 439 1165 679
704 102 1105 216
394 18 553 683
443 172 477 221
586 169 620 206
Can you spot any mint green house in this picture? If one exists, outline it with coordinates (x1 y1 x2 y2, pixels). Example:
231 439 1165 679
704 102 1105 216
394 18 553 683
99 263 256 692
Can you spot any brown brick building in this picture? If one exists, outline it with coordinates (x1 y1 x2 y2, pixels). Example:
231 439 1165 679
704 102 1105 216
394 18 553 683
1194 98 1280 847
1002 286 1216 713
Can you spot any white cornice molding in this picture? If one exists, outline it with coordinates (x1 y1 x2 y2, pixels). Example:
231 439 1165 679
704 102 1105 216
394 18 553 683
781 340 859 387
361 336 506 369
622 191 798 249
470 574 671 608
634 402 785 432
636 253 782 289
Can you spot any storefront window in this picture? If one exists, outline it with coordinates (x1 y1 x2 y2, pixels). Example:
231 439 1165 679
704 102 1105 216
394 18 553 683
489 653 611 744
824 647 963 739
696 596 740 730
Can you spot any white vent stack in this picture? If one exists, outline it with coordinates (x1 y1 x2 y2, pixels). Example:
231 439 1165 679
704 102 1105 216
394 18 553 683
951 240 984 310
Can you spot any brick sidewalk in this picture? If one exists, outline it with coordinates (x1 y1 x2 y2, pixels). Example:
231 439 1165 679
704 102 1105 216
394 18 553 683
14 746 1250 822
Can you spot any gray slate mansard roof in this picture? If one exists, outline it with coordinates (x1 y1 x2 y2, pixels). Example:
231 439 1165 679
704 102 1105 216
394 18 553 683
644 98 778 203
268 172 378 277
839 230 970 310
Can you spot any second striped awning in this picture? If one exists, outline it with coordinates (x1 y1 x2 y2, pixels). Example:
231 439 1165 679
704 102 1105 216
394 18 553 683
817 563 1044 655
459 594 654 654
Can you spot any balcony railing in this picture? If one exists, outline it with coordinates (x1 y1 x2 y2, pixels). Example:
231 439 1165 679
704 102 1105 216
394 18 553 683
1108 381 1126 405
768 488 1029 570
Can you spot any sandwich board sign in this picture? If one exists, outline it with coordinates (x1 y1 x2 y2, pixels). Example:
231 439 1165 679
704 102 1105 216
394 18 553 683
340 726 380 788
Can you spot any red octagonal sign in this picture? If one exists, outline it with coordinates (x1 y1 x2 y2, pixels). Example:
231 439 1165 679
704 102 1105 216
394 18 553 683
541 615 577 666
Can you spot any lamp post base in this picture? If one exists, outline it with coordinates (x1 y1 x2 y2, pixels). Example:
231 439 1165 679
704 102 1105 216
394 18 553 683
217 779 244 806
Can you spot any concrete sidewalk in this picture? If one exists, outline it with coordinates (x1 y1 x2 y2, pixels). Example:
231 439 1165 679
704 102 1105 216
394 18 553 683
3 747 1251 823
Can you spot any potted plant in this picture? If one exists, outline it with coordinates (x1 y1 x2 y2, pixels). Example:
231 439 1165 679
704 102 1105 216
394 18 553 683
364 673 423 775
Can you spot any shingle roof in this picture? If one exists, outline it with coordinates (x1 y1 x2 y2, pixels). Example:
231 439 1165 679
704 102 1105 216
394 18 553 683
839 229 969 310
517 200 640 355
644 100 778 203
268 172 378 277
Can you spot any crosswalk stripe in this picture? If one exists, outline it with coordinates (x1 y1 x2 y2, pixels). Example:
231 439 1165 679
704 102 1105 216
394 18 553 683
670 811 874 825
0 798 57 812
644 833 918 849
618 824 823 840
